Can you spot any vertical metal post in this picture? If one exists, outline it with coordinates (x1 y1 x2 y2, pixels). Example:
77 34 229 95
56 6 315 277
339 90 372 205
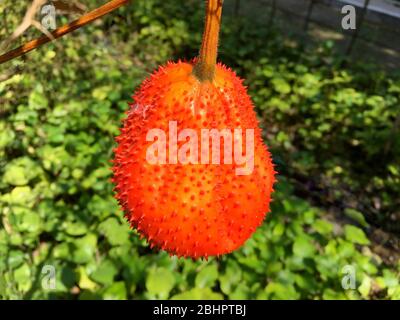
304 0 316 32
234 0 241 16
346 0 370 55
269 0 276 25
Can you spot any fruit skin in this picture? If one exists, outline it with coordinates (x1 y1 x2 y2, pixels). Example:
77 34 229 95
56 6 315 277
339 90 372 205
112 60 276 259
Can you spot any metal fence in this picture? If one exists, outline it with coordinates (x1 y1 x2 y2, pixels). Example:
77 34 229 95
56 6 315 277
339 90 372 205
226 0 400 69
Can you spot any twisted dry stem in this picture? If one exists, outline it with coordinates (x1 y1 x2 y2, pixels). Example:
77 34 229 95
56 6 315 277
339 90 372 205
0 0 130 65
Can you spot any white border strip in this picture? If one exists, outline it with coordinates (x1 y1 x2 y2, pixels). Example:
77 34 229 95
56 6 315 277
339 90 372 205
337 0 400 18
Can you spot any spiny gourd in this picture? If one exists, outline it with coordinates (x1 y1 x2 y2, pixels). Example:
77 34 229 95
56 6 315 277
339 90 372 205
112 0 276 259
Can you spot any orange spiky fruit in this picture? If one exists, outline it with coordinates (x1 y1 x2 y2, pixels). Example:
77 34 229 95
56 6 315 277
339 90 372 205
112 0 276 258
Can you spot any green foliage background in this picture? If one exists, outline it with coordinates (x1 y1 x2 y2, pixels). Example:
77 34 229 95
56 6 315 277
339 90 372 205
0 0 399 299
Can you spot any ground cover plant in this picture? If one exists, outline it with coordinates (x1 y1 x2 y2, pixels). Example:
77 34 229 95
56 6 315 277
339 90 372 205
0 0 399 299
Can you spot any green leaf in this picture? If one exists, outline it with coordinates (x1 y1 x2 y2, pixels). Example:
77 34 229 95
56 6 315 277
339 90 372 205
265 282 300 300
229 283 250 299
388 286 400 299
219 262 242 295
344 225 370 245
13 263 31 292
92 86 113 101
72 234 97 264
7 250 25 269
77 267 98 290
358 276 371 298
171 288 223 300
56 265 77 291
2 186 35 206
382 270 399 288
195 264 218 289
313 219 334 235
3 158 40 186
294 274 318 291
323 288 347 300
63 221 88 236
29 85 48 110
53 243 71 260
99 218 130 246
315 256 339 279
18 211 42 233
344 209 369 227
103 282 127 300
90 260 118 285
293 235 316 258
146 268 176 299
271 78 291 94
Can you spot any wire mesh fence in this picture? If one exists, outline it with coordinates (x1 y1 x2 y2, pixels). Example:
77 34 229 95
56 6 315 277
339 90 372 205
225 0 400 69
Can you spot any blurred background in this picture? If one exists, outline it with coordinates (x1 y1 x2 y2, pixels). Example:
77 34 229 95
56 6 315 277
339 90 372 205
0 0 399 299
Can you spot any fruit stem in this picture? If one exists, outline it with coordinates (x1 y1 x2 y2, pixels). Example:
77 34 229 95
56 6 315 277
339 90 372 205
193 0 223 82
